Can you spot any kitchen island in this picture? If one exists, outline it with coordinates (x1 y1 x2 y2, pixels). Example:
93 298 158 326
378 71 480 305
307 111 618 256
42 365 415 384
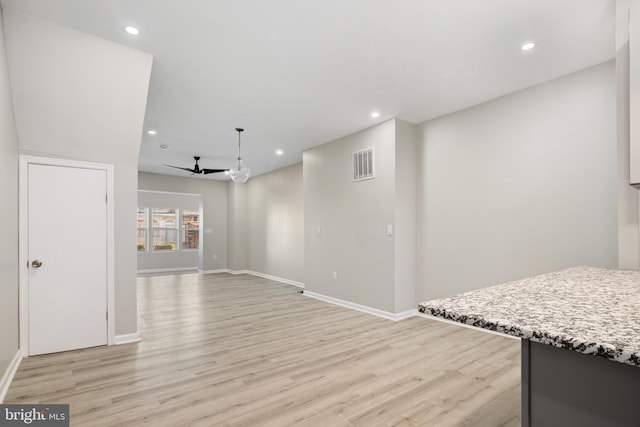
419 267 640 427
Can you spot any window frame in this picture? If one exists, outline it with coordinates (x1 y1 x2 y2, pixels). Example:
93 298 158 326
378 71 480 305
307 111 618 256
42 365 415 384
137 207 148 252
151 207 178 252
180 208 200 251
138 206 201 253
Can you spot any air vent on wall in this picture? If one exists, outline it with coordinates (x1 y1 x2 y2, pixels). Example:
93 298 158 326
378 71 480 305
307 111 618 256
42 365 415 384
353 147 375 182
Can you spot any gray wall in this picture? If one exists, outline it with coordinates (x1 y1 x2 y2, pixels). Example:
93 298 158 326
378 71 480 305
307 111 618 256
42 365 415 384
138 173 228 272
0 5 20 386
304 120 396 312
139 165 304 281
3 9 152 335
616 0 640 269
227 182 248 271
394 120 418 312
304 61 619 310
247 163 304 283
416 61 618 302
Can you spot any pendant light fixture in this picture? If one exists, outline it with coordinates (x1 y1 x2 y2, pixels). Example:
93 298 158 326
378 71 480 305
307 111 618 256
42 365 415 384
229 127 250 183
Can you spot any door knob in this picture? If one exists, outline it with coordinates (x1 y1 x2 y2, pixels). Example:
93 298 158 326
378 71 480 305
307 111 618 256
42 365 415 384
31 260 43 268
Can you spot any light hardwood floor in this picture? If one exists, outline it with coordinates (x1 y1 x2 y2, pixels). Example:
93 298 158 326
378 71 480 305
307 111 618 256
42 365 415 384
6 273 521 426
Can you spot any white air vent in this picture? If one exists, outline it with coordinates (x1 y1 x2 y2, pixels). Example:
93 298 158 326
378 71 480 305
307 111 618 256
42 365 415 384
352 147 375 181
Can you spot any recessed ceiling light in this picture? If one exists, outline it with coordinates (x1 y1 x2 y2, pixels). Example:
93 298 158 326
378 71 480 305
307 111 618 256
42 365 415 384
371 111 380 118
124 26 141 36
521 42 536 51
159 144 168 150
148 129 157 135
276 150 283 156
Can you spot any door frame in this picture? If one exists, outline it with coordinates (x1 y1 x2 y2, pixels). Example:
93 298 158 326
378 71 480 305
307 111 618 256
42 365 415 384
19 155 115 355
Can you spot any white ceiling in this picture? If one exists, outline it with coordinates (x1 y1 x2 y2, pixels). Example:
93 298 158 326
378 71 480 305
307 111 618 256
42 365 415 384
1 0 615 180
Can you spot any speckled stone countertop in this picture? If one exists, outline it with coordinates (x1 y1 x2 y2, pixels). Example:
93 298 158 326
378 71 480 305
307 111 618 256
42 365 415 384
418 267 640 367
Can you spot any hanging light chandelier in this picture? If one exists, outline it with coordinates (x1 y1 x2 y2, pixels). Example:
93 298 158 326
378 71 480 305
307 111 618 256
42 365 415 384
229 127 250 183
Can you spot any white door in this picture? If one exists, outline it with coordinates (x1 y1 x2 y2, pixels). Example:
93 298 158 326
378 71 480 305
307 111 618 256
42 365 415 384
27 163 108 355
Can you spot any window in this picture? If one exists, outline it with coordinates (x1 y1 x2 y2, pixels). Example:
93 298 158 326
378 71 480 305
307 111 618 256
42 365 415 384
137 207 201 252
181 209 200 250
137 208 148 252
152 208 177 251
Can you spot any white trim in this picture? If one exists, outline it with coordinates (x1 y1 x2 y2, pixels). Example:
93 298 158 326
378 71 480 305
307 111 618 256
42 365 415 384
414 312 519 340
199 269 230 274
106 165 115 346
218 270 305 288
199 269 305 288
19 155 116 353
137 267 198 275
0 350 23 403
393 309 419 320
114 333 141 345
246 270 304 288
303 291 417 321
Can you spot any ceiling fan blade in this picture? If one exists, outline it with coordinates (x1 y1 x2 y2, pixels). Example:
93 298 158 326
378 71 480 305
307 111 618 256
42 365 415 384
163 164 197 173
202 168 228 174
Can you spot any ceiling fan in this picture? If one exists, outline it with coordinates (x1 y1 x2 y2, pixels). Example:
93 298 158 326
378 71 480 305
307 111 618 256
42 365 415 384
163 156 228 175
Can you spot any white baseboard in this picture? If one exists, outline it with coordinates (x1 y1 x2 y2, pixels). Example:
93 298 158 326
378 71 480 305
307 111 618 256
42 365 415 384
393 309 419 320
137 267 198 275
114 333 141 345
200 269 304 288
246 271 304 288
198 269 230 274
414 312 519 340
303 290 417 321
0 350 22 403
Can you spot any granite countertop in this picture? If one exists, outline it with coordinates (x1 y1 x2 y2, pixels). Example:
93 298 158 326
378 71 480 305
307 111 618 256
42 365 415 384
418 267 640 367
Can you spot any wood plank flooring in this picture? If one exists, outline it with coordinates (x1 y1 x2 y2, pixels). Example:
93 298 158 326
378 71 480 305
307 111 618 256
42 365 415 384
6 273 521 426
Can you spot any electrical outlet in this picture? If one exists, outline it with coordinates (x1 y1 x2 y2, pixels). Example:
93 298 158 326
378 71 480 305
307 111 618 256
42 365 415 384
332 271 338 280
213 254 218 260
